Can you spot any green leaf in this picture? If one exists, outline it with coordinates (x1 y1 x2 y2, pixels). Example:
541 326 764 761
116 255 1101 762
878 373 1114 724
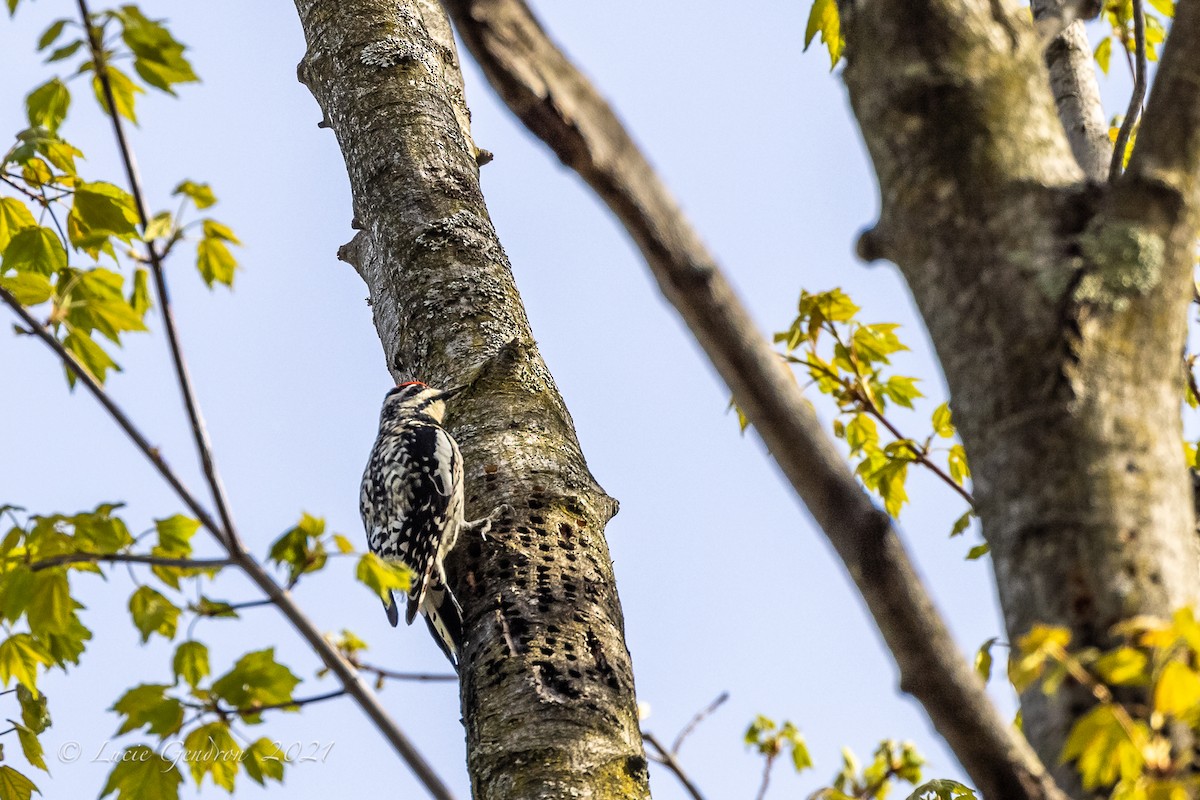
111 684 183 737
949 510 973 538
61 267 148 344
948 444 970 485
241 738 285 785
0 198 37 252
882 375 923 409
63 332 120 385
1 227 66 277
142 211 172 243
1094 36 1113 74
975 637 997 682
0 766 39 800
36 19 68 51
173 641 209 689
155 515 199 552
17 686 50 734
0 274 53 306
172 180 216 209
26 571 72 635
1094 647 1149 687
966 543 990 560
13 721 47 772
333 534 356 554
116 6 200 94
38 610 91 666
853 323 907 364
1154 661 1200 719
268 513 327 584
129 267 152 315
128 586 179 643
68 181 140 256
0 569 34 624
803 0 844 68
905 779 977 800
150 515 203 588
201 219 240 244
0 634 52 694
183 722 240 791
845 413 878 456
210 648 300 713
1061 704 1146 789
100 745 182 800
196 237 237 288
931 402 955 438
44 40 84 63
92 66 143 125
355 552 411 605
25 79 70 133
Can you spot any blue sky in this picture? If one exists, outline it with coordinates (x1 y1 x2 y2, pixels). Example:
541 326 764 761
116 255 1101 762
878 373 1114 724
0 2 1135 798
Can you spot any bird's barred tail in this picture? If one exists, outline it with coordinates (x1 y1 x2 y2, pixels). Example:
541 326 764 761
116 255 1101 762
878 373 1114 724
411 578 464 671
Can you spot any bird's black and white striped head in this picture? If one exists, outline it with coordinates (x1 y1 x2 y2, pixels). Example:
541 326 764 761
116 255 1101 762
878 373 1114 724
379 381 458 425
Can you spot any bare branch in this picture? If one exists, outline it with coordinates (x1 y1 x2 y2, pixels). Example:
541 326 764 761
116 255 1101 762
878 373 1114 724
77 0 244 556
442 2 1063 798
28 552 233 572
0 287 457 800
1031 1 1112 180
186 688 348 717
0 286 226 539
670 691 728 756
1110 0 1147 181
354 660 458 683
1122 0 1200 209
642 732 706 800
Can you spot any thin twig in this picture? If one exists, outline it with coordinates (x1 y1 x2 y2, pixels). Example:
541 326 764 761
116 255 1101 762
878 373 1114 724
754 752 774 800
186 688 347 717
355 660 458 683
802 355 974 507
27 552 232 572
670 691 728 755
0 287 226 539
77 0 243 555
642 731 706 800
1110 0 1147 181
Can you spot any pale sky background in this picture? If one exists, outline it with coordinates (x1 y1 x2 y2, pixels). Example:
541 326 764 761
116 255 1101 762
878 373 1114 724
0 3 1136 798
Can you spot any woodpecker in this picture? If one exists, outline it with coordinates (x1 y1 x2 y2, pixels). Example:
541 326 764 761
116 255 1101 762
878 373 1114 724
359 381 503 669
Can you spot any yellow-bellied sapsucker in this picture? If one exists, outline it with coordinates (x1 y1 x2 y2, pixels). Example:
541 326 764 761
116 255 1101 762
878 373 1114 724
360 381 503 669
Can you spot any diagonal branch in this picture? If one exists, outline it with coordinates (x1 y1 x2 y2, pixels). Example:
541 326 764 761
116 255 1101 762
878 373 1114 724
28 552 233 572
1032 1 1112 181
1121 0 1200 211
0 286 456 800
441 2 1063 799
77 0 243 556
1110 0 1147 181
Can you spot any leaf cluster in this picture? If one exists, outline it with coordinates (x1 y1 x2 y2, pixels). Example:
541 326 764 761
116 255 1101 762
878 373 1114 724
1011 608 1200 799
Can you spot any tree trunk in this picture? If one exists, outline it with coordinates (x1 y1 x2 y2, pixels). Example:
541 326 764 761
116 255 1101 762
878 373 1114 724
290 1 650 797
841 0 1200 792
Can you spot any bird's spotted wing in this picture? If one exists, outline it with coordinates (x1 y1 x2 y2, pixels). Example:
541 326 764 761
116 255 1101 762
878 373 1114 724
360 424 461 625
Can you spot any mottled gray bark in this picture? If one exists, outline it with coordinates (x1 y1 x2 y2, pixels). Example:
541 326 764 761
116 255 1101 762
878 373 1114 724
841 0 1200 792
441 2 1064 799
290 1 649 798
1031 1 1111 181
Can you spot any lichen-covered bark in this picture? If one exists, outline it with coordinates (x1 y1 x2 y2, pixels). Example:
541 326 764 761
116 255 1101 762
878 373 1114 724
841 0 1200 792
290 1 649 797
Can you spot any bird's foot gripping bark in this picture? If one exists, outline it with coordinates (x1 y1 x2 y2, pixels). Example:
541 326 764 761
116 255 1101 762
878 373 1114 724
463 503 511 542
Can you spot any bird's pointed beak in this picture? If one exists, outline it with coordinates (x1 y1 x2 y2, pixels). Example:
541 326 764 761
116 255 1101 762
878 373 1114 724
438 384 467 400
